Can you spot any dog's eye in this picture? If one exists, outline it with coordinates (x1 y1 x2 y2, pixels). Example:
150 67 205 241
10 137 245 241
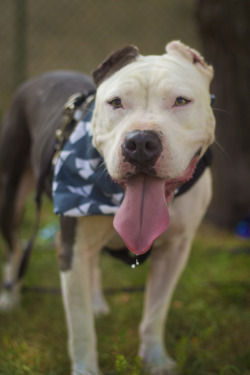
108 97 123 109
174 97 190 106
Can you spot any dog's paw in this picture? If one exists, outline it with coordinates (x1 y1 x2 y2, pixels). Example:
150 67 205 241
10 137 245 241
144 359 178 375
0 290 20 312
139 343 178 375
72 371 101 375
71 361 101 375
148 364 179 375
92 296 110 317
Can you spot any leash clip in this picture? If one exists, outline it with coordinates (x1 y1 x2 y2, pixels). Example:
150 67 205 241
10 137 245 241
63 92 84 116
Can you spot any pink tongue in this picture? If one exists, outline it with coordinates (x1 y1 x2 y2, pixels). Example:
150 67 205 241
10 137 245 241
113 174 169 255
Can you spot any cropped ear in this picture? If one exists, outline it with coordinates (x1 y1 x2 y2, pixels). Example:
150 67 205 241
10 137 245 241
166 41 214 81
92 45 139 87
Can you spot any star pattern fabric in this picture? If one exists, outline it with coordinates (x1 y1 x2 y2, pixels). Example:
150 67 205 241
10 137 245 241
52 102 124 217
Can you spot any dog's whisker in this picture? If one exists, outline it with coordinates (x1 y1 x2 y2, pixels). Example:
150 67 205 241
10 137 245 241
214 140 230 160
96 161 108 176
213 107 232 116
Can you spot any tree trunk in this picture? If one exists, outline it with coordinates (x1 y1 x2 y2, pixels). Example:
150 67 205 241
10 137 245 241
196 0 250 228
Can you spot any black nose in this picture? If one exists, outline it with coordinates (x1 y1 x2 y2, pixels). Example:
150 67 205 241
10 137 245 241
122 130 162 166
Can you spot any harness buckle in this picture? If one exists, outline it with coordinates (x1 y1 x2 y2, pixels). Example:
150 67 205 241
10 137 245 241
63 92 83 116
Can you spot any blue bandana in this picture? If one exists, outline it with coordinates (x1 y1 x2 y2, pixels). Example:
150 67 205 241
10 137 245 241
52 102 124 216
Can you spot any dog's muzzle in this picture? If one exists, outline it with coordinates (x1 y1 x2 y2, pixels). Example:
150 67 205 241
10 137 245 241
122 130 163 172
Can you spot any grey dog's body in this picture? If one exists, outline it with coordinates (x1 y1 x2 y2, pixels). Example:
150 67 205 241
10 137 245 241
0 42 215 375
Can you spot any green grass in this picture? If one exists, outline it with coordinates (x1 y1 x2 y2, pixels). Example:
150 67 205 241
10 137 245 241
0 198 250 374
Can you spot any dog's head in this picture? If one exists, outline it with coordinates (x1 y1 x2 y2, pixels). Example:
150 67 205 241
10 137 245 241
91 41 215 255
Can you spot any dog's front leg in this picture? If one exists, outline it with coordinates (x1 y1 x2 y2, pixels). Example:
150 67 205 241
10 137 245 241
60 257 99 375
58 216 114 375
59 218 99 375
139 235 193 375
60 243 98 375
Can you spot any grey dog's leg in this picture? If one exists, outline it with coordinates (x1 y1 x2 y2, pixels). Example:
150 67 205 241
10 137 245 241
0 90 34 311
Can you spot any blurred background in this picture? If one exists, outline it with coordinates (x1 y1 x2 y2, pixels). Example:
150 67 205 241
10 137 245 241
0 2 249 373
0 0 200 108
0 0 249 231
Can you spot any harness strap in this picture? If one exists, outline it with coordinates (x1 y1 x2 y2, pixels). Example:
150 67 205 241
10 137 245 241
174 148 213 198
53 91 96 165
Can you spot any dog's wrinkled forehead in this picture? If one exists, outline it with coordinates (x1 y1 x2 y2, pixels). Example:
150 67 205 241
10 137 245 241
92 41 213 87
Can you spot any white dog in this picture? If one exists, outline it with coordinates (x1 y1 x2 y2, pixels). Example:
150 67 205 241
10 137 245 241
0 41 215 375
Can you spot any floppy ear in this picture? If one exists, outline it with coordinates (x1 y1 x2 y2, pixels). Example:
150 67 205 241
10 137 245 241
166 41 213 81
92 45 139 87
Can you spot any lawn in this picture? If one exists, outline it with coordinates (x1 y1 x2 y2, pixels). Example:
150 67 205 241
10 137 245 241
0 197 249 375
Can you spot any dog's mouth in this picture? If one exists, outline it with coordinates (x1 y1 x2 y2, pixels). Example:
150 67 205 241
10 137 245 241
113 153 200 255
